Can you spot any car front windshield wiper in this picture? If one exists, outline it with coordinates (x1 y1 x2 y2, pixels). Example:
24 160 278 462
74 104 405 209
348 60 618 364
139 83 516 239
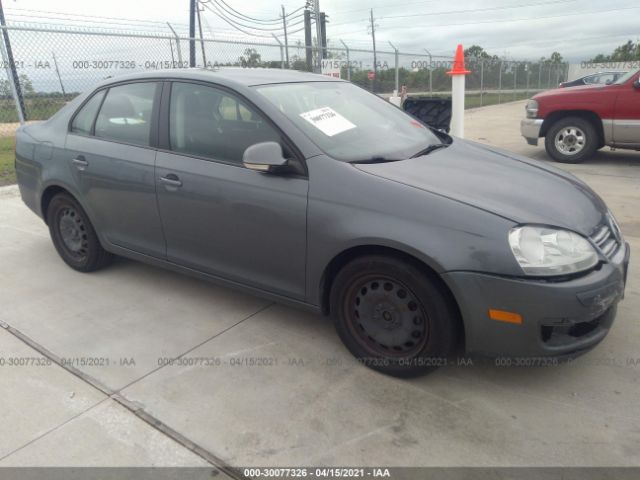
410 143 450 158
350 156 403 164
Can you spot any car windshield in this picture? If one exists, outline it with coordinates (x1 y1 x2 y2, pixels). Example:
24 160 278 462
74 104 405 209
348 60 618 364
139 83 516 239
255 81 444 162
613 68 640 85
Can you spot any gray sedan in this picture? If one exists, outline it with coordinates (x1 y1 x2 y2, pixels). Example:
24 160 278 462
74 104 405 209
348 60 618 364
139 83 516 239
16 69 630 376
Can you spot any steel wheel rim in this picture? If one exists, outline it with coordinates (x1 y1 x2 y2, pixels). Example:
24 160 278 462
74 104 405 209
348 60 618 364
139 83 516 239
554 126 586 155
344 275 429 357
58 207 89 260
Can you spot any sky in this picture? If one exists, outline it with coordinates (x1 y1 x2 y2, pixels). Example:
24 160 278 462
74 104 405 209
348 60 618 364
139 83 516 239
2 0 639 61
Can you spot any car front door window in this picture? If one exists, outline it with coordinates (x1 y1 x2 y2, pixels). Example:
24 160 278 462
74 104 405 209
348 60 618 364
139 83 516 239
169 82 282 165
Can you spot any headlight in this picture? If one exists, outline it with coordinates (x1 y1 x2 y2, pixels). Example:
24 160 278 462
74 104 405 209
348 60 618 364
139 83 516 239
608 210 624 243
508 226 598 276
525 100 539 119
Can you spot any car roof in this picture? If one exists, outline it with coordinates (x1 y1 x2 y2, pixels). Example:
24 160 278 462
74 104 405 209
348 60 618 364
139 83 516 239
95 68 343 89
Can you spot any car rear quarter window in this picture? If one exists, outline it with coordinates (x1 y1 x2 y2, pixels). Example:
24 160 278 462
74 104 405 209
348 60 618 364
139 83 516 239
169 82 281 165
71 89 106 135
94 82 157 147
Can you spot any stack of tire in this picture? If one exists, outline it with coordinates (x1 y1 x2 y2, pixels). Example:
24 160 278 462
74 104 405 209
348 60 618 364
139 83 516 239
403 96 452 133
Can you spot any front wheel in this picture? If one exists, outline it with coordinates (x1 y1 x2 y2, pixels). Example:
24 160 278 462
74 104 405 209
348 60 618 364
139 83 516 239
544 116 598 163
330 255 458 377
46 193 113 272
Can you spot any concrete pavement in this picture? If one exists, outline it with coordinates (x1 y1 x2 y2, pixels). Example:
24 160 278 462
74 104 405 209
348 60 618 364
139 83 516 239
0 101 638 468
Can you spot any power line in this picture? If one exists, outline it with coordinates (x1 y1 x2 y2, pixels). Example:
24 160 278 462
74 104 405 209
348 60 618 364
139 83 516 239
4 12 189 32
330 0 576 18
200 1 299 38
206 0 303 24
213 0 304 29
379 0 579 21
330 0 578 27
201 1 303 33
332 5 640 35
4 7 190 28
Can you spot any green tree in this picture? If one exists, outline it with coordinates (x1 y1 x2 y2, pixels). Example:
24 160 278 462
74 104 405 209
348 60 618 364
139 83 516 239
0 74 35 98
590 40 640 62
0 79 11 98
238 48 262 68
540 52 564 65
464 45 492 60
18 74 35 96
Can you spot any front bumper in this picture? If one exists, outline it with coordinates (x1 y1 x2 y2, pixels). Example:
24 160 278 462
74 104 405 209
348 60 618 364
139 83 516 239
520 118 543 146
443 242 630 358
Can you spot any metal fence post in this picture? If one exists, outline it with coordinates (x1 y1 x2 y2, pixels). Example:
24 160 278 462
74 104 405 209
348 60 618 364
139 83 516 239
272 34 285 69
538 63 542 90
498 60 503 104
513 62 518 100
389 41 399 93
340 39 350 81
526 63 530 95
167 23 183 64
0 26 26 122
0 27 24 123
480 59 484 106
423 49 432 95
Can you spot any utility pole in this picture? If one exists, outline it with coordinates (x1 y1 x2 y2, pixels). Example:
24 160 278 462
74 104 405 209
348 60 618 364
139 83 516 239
189 0 196 67
313 0 322 71
304 9 312 71
369 8 377 92
52 51 66 97
0 0 26 121
281 5 289 68
320 12 327 60
196 1 207 67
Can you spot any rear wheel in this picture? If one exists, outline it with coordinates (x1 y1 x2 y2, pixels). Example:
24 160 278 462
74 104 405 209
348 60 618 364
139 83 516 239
46 193 112 272
545 116 598 163
330 255 458 377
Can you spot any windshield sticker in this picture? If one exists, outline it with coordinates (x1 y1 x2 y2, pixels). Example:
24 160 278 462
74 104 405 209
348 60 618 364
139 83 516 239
299 107 356 136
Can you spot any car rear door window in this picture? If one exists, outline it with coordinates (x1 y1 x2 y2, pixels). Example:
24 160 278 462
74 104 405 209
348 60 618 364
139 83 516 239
169 82 281 165
95 82 157 147
71 89 106 135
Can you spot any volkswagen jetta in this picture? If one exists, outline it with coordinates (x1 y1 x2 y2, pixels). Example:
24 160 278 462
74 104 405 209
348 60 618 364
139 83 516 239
16 69 630 376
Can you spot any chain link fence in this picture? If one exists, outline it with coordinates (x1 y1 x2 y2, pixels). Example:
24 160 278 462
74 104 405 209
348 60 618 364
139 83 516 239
0 24 570 138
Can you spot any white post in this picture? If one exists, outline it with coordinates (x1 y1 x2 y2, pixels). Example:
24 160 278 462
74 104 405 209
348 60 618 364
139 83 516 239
450 74 465 137
447 44 470 138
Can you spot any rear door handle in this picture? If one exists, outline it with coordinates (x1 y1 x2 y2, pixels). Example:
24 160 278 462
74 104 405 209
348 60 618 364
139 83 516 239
160 174 182 188
72 155 88 170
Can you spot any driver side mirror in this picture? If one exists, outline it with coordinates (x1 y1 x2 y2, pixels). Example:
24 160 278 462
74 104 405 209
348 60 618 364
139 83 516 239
634 78 640 89
243 142 289 173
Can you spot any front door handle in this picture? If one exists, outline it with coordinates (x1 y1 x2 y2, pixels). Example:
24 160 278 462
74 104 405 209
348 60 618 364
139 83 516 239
160 174 183 188
72 155 88 170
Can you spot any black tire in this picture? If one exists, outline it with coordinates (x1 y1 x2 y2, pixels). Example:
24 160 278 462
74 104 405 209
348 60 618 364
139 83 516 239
544 116 598 163
46 193 112 272
330 255 458 377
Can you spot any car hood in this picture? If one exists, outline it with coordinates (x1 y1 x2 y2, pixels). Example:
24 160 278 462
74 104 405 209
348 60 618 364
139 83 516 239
354 140 607 235
533 83 601 98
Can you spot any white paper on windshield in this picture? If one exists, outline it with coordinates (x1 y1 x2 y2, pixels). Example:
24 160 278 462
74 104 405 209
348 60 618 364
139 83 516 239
299 107 356 137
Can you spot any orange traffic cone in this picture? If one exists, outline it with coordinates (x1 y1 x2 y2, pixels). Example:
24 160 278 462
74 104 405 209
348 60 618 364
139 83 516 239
447 44 470 76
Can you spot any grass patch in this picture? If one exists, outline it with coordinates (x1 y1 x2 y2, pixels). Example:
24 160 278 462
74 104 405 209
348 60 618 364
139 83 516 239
424 91 533 109
0 97 70 123
0 136 15 186
465 91 533 109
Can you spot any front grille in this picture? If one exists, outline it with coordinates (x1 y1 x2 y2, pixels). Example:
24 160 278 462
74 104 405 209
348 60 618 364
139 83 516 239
590 220 620 259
